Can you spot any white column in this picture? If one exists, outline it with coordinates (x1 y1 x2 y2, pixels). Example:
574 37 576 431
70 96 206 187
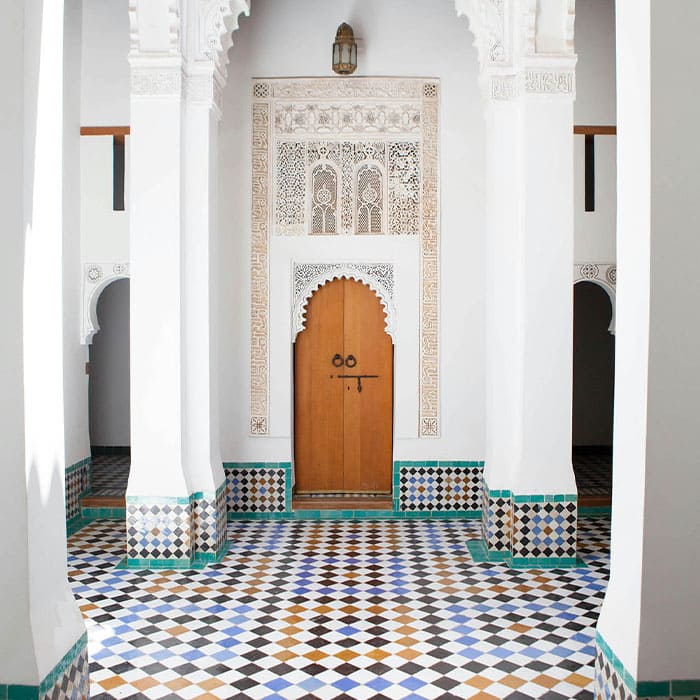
481 88 524 555
182 67 227 560
476 14 578 566
0 1 88 694
126 2 192 564
596 1 700 696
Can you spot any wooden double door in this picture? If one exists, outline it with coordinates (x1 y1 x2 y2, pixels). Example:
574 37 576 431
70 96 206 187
294 278 393 494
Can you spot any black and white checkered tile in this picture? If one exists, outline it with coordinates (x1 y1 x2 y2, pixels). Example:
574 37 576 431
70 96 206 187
398 466 482 511
69 517 611 699
225 467 287 513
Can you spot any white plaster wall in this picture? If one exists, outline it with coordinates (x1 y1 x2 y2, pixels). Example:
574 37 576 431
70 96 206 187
64 0 91 467
80 0 129 340
596 0 648 677
0 0 36 684
575 0 616 125
19 0 86 682
574 134 616 262
219 0 485 461
80 0 130 125
574 0 617 264
80 137 130 264
89 279 131 446
637 0 700 679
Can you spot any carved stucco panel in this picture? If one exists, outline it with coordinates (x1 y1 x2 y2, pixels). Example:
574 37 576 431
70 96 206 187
292 263 396 341
250 78 440 437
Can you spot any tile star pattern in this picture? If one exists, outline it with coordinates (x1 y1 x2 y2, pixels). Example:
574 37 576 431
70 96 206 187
69 517 610 699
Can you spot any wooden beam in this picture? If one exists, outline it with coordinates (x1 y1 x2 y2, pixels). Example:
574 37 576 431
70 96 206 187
80 126 131 136
574 125 617 135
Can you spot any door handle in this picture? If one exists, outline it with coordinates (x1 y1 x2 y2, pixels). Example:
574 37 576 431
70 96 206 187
336 374 379 393
331 353 344 367
345 355 357 368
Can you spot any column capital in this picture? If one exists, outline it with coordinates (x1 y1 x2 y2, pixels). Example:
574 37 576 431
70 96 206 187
453 0 577 102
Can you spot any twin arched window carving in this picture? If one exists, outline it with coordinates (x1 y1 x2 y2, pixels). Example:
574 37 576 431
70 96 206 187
309 161 385 235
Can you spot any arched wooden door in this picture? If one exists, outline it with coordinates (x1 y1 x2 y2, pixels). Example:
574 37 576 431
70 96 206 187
294 278 393 494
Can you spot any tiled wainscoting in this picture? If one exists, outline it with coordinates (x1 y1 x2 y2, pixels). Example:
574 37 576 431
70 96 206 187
595 633 700 700
123 484 229 569
64 457 91 524
469 479 579 568
394 460 484 512
0 632 89 700
224 462 293 514
224 461 485 519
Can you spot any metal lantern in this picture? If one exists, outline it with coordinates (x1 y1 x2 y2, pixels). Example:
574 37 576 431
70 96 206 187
332 23 357 75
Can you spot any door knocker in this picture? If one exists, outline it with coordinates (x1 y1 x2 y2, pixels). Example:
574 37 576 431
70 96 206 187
332 353 344 367
345 355 357 368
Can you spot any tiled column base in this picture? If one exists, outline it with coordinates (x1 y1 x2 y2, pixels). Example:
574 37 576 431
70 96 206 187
65 457 91 523
468 479 580 568
511 495 577 566
224 462 292 515
192 482 229 564
125 496 193 568
394 460 484 512
595 634 700 700
1 632 89 700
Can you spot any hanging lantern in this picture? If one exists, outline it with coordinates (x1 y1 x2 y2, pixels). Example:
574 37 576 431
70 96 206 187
332 23 357 75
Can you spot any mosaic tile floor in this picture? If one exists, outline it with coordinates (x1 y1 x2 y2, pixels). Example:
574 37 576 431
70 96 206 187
68 518 610 699
91 455 131 496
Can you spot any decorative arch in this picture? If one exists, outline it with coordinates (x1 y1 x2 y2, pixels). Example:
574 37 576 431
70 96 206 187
355 162 385 235
82 263 130 344
574 263 616 334
292 262 396 342
309 162 340 235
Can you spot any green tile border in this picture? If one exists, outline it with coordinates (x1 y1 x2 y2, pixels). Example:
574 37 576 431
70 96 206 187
223 461 293 471
579 505 611 518
64 456 91 476
28 631 87 696
191 480 227 502
126 494 190 505
117 540 231 571
227 510 483 521
513 493 578 503
81 507 126 520
596 631 700 697
467 539 586 569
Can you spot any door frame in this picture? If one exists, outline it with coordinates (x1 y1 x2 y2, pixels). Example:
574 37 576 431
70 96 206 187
290 267 398 497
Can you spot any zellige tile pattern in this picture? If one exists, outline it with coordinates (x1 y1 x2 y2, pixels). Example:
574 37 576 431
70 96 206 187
68 517 611 699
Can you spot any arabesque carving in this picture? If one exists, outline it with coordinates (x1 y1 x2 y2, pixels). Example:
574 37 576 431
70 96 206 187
251 77 440 437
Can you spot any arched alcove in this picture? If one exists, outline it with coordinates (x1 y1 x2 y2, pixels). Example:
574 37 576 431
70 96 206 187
572 280 615 502
88 278 131 455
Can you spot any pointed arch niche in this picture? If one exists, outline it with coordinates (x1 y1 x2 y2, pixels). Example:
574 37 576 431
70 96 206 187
292 262 396 342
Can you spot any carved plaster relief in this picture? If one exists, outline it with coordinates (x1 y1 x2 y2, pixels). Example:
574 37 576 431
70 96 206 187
81 263 130 344
251 78 440 437
292 263 396 342
574 263 616 334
